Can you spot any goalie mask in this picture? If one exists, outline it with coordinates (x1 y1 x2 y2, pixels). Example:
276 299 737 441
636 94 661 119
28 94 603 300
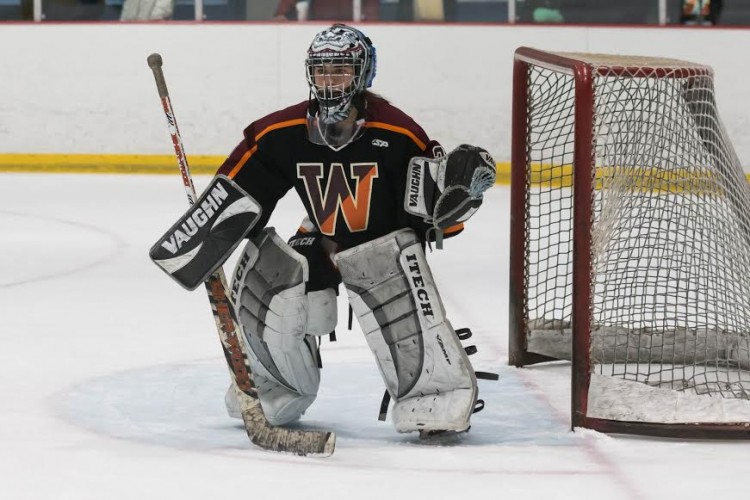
305 24 377 126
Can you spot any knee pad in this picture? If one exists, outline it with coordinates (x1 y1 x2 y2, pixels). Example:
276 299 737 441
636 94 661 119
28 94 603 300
288 230 342 292
335 228 478 433
230 228 337 425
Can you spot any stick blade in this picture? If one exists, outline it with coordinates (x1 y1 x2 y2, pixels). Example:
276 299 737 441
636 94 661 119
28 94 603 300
242 403 336 457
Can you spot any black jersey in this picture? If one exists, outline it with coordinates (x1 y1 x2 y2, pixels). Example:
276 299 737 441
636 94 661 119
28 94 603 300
217 94 463 250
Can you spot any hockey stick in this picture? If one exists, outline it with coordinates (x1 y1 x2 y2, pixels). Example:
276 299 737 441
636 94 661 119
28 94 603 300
147 53 335 457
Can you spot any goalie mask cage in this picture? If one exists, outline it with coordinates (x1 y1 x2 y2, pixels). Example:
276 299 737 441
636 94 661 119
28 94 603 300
509 47 750 438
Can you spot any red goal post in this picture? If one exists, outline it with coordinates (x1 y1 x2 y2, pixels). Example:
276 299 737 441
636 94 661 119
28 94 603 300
509 47 750 438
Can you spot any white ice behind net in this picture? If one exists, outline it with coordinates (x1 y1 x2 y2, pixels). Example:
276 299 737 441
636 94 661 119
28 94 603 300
524 61 750 423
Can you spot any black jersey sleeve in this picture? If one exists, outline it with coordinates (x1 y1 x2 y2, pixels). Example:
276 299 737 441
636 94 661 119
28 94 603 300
365 95 466 243
217 108 307 236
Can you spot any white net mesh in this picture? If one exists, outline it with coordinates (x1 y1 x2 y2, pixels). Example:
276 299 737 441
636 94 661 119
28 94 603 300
522 55 750 423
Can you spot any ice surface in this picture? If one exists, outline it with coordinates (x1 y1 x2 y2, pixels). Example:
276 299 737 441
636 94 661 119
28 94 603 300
1 174 748 500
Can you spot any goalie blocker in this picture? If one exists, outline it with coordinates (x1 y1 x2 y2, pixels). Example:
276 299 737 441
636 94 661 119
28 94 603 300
150 175 262 290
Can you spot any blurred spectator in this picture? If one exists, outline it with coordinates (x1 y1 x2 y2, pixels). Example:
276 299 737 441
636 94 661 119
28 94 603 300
120 0 174 20
21 0 33 19
397 0 457 22
521 0 564 23
44 0 105 19
274 0 379 21
681 0 723 25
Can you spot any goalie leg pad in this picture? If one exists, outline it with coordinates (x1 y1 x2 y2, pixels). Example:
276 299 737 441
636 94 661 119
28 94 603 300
230 228 337 426
335 228 478 433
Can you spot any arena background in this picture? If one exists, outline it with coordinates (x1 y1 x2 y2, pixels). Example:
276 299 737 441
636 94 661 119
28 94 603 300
1 22 748 178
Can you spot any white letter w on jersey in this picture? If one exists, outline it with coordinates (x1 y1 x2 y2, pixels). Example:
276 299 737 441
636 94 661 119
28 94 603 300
297 162 379 236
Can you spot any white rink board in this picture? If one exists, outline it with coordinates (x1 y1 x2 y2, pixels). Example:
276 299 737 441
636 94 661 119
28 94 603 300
1 23 749 170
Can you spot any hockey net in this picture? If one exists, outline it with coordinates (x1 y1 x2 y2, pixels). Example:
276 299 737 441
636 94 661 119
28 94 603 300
509 48 750 437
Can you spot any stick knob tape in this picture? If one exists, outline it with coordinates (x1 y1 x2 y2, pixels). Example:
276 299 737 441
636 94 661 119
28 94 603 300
147 53 169 98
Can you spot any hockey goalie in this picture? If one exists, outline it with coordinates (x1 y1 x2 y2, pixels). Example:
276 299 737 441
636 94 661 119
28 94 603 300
150 23 496 439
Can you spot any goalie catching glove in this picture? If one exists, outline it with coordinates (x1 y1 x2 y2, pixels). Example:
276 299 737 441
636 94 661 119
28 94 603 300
405 144 496 229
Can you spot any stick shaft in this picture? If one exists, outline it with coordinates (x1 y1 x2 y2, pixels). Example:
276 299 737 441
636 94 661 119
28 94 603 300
146 53 335 456
161 94 198 204
148 54 198 205
147 53 256 397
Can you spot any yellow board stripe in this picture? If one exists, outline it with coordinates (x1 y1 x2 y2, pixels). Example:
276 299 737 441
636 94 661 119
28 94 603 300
0 154 513 181
3 155 747 187
495 162 511 185
525 163 748 193
0 154 223 175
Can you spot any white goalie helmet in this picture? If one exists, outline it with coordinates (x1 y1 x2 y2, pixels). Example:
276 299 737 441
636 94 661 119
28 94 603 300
305 24 377 124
